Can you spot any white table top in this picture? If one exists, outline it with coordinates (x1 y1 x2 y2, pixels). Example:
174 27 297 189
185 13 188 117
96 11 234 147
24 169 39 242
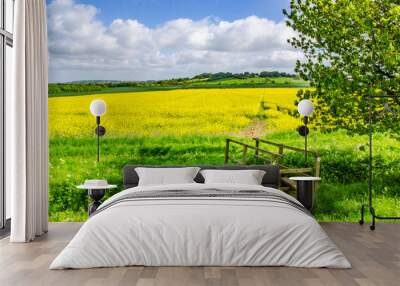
77 184 117 190
289 176 321 181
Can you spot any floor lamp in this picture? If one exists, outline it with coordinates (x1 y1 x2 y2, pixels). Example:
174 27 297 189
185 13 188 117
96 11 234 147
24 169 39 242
90 99 107 162
297 99 314 166
359 92 400 230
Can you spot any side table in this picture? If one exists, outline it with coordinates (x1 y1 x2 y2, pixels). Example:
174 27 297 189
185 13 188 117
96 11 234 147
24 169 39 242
289 176 321 211
77 183 117 215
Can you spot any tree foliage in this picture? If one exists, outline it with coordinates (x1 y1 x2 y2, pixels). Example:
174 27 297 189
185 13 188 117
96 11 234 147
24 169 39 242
284 0 400 134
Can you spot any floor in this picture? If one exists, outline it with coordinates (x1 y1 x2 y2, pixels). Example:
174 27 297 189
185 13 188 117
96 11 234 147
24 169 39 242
0 219 10 239
0 222 399 286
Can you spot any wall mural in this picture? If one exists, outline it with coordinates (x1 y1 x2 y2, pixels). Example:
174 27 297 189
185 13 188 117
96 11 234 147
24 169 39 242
47 0 400 222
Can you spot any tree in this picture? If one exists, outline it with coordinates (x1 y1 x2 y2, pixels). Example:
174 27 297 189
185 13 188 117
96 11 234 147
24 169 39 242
284 0 400 134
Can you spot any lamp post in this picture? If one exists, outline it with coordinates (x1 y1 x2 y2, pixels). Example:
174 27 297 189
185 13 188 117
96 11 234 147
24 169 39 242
297 99 314 167
358 92 400 230
90 99 107 162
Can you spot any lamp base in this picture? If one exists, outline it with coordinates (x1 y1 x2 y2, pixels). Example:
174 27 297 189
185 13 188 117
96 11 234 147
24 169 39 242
359 204 400 231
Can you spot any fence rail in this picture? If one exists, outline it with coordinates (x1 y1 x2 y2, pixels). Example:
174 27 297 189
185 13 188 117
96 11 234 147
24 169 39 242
225 138 321 192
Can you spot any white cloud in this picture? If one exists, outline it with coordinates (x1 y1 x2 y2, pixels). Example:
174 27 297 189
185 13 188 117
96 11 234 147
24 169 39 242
47 0 303 82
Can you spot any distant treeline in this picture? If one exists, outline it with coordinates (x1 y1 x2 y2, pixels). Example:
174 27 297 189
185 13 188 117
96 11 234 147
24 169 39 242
48 83 105 94
192 71 297 80
49 71 301 95
48 81 150 95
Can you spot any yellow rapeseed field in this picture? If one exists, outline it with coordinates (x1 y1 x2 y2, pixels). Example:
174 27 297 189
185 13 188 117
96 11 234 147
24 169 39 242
49 88 301 137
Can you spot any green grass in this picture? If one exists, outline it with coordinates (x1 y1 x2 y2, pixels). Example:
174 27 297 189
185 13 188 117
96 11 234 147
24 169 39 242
48 77 309 97
49 132 400 222
314 182 400 222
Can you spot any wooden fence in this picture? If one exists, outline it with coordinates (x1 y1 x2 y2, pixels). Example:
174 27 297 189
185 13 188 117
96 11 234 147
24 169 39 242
225 138 321 192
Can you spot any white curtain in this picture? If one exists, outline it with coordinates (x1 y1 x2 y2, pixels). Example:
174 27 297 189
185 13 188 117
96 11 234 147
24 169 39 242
8 0 49 242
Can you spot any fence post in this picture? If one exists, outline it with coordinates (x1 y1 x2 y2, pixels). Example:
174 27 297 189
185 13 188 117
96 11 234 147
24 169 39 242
276 144 284 164
241 145 248 165
254 138 259 156
314 156 321 177
224 139 230 164
314 156 321 192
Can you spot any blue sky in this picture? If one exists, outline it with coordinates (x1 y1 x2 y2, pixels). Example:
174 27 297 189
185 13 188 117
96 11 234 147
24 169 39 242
47 0 300 82
73 0 290 27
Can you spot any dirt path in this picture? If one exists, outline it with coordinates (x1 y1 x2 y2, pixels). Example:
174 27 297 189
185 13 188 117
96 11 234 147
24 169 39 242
238 119 266 137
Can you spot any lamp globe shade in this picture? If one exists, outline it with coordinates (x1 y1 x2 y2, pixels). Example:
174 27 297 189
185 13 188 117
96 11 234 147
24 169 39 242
298 99 314 116
90 99 106 116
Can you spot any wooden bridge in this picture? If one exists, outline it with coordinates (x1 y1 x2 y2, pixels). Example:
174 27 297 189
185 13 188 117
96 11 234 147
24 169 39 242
224 138 321 192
